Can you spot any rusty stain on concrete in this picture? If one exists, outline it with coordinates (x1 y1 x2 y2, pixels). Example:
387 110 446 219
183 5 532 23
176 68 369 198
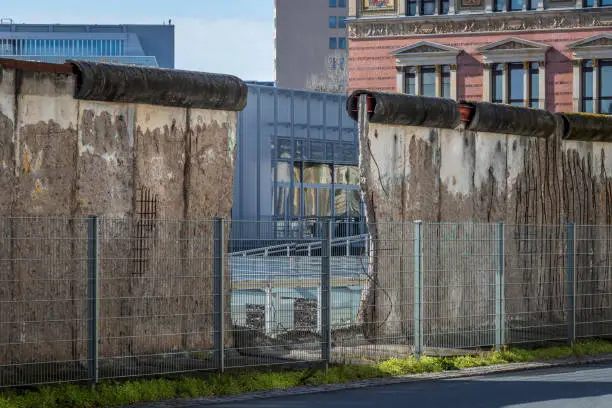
31 179 45 199
22 150 31 174
358 102 612 345
0 63 242 367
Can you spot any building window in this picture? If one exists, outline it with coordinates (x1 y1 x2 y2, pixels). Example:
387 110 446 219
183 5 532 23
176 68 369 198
338 38 347 49
491 62 540 108
491 62 540 107
405 68 416 95
494 0 527 10
402 65 452 98
407 0 418 15
441 65 451 98
602 60 612 114
480 38 550 107
329 16 337 28
421 0 435 15
338 17 346 28
339 0 346 7
529 62 540 108
492 64 503 103
508 63 524 106
329 38 337 49
329 0 337 7
582 60 594 113
581 59 612 114
274 159 363 235
440 0 450 14
584 0 612 5
0 38 126 57
421 66 436 97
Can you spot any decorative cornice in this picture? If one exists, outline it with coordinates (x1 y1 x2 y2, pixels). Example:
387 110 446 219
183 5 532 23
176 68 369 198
567 32 612 59
567 32 612 48
477 37 551 51
392 40 462 54
478 36 551 63
347 9 612 38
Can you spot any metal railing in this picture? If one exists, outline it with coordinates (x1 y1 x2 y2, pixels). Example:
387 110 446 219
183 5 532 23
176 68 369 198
0 55 159 67
0 217 611 388
230 233 369 257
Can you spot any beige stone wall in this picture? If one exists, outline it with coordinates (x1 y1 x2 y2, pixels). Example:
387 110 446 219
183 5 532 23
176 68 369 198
0 67 237 366
360 114 612 345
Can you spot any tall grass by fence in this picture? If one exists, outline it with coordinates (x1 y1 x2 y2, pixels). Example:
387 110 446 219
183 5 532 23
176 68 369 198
0 217 610 388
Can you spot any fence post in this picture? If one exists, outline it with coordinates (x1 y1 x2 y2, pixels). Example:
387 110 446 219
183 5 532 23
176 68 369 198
566 222 576 346
321 219 332 371
495 222 505 351
265 286 275 336
213 217 225 374
87 215 99 387
413 221 423 360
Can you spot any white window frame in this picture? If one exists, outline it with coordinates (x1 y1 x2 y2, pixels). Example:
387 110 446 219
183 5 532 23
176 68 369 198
391 41 461 100
568 34 612 114
478 37 550 109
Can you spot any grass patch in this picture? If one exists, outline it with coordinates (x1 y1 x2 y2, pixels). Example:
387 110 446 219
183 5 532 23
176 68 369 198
1 339 611 408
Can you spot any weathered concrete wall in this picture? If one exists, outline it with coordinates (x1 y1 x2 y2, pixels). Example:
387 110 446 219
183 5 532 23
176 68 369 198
0 61 243 369
352 92 612 347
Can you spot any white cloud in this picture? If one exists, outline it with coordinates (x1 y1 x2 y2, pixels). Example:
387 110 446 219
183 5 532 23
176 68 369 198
173 17 273 80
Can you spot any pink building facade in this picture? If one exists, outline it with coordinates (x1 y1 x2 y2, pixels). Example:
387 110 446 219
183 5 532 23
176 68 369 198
347 1 612 113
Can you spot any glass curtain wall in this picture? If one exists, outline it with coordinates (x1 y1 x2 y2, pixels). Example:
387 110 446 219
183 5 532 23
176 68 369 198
272 136 363 239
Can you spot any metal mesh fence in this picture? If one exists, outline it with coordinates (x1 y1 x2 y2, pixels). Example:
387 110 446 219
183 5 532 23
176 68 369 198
0 218 89 387
227 220 368 368
575 225 612 339
1 217 611 388
504 225 568 345
97 218 217 380
344 222 415 362
422 223 498 353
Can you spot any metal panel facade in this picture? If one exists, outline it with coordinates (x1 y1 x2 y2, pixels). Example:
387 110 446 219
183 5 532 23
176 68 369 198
233 85 360 245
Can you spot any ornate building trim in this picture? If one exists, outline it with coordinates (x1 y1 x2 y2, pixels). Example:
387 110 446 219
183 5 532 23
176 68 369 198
478 37 551 63
392 41 462 66
568 33 612 59
347 9 612 38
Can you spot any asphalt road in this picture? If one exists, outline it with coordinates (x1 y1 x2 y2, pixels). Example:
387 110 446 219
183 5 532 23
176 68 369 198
207 363 612 408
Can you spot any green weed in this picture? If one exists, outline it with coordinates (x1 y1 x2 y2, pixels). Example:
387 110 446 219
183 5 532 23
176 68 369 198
0 339 611 408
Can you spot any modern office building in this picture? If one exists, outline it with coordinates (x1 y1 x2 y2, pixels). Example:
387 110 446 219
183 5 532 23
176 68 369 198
275 0 349 89
233 84 363 247
347 1 612 113
0 19 174 68
245 80 276 86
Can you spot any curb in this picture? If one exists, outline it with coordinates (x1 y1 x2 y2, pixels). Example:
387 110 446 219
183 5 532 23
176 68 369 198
122 353 612 408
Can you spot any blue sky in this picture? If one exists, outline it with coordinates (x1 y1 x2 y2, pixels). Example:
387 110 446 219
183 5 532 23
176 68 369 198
1 0 275 80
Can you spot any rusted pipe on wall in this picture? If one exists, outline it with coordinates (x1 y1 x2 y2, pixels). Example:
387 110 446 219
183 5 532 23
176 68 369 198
347 90 461 129
0 58 249 111
460 100 558 139
557 112 612 142
69 61 248 111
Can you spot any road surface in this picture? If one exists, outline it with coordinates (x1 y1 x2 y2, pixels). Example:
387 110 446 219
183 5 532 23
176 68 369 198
208 363 612 408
